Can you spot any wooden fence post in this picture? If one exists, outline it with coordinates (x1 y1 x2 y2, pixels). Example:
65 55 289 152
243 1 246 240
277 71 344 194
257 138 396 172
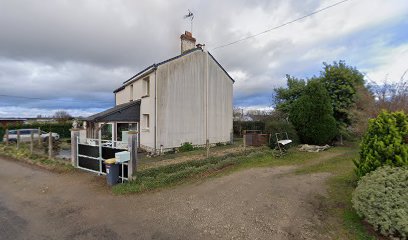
206 139 210 158
38 127 41 146
48 132 52 159
30 131 34 154
70 128 80 167
127 131 138 179
5 129 8 145
17 130 20 149
243 132 246 152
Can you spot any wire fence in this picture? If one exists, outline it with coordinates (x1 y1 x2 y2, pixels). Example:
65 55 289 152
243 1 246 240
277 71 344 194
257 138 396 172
2 128 61 159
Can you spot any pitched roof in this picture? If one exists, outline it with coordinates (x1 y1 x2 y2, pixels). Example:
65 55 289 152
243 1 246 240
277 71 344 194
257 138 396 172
114 48 234 93
207 52 235 83
85 100 140 122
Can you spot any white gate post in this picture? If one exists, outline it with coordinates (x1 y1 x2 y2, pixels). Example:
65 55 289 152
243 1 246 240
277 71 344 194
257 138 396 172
127 131 138 179
98 129 102 174
70 128 80 167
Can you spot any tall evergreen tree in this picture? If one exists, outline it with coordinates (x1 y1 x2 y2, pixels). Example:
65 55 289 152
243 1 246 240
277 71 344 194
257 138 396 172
289 79 338 145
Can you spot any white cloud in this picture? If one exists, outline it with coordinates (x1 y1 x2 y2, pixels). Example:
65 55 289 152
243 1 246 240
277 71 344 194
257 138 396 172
363 43 408 83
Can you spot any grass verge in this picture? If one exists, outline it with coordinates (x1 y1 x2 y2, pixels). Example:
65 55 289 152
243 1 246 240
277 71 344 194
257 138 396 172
295 146 378 240
0 143 74 172
113 146 348 194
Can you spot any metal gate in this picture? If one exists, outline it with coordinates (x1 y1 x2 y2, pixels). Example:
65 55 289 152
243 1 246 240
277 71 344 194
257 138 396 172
76 138 129 181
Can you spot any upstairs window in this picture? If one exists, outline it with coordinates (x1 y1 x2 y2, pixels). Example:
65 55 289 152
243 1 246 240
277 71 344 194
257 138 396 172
129 84 134 101
143 77 150 97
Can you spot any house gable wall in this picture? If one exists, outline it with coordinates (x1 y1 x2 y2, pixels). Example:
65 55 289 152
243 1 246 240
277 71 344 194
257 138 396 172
156 50 233 149
113 49 233 151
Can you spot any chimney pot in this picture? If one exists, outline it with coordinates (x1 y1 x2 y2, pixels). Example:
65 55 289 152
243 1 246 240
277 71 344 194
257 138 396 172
180 31 196 53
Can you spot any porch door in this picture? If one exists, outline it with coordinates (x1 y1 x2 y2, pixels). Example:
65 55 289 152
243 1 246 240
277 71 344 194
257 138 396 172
100 123 114 141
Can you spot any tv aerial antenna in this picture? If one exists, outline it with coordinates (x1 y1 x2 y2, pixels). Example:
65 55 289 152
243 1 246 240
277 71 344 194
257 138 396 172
183 9 194 33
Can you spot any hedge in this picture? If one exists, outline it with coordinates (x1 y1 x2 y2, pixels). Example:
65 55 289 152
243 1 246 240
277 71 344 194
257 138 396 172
0 122 72 141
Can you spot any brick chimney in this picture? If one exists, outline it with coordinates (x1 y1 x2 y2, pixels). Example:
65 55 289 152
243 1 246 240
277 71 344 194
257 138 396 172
180 31 196 54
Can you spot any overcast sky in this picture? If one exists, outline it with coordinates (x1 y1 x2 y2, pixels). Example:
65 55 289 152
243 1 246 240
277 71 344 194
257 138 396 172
0 0 407 117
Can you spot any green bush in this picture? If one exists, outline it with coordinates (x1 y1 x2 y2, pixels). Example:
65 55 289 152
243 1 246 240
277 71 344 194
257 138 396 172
0 128 4 142
289 79 338 145
354 111 408 178
264 120 299 147
352 166 408 239
178 142 194 152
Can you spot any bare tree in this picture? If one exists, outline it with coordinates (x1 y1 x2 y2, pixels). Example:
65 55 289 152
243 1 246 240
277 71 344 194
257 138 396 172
233 107 244 121
53 110 72 123
368 70 408 113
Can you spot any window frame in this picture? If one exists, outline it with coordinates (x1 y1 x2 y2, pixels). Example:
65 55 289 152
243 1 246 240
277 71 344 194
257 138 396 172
143 77 150 97
142 114 150 130
129 84 134 102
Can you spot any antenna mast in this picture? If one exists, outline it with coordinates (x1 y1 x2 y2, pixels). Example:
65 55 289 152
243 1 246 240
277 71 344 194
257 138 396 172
183 9 194 33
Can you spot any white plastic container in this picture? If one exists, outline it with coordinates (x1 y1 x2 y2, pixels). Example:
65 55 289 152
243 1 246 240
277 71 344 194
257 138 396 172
115 151 130 163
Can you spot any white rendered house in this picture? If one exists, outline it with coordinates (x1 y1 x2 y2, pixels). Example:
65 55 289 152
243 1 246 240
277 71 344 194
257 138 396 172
85 31 234 153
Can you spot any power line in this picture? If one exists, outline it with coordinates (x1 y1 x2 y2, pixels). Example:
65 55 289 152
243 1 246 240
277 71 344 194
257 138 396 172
0 94 112 104
211 0 351 51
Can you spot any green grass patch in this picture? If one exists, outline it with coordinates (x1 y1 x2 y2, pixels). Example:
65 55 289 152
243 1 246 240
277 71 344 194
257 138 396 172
114 146 347 195
0 143 74 172
139 139 243 165
114 150 255 194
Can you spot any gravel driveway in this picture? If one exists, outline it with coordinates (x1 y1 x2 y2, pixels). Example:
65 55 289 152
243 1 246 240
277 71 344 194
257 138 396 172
0 157 331 240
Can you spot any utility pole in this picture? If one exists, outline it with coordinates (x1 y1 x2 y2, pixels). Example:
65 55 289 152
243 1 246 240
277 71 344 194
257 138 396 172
205 50 209 158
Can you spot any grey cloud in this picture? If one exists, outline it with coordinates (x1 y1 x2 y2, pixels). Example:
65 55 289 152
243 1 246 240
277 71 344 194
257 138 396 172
0 0 407 116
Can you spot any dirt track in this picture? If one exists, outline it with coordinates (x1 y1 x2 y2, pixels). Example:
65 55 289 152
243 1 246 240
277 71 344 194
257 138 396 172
0 157 331 240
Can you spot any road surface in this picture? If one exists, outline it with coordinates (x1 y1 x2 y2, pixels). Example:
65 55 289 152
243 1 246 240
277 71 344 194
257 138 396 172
0 157 331 240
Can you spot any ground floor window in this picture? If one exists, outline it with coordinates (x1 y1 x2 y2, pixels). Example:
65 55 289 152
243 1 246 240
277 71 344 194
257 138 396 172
116 122 138 141
143 114 150 129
